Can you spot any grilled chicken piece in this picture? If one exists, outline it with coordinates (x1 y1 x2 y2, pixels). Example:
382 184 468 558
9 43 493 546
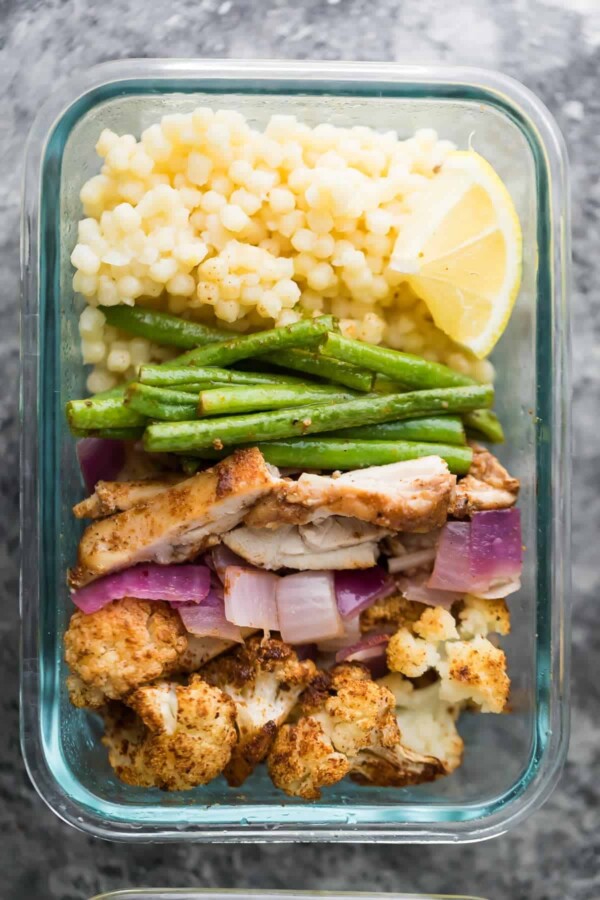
450 445 519 517
73 475 186 519
69 448 279 588
245 456 456 533
223 517 389 571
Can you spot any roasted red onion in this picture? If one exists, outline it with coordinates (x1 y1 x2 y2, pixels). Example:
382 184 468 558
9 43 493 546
178 588 243 642
71 563 211 615
334 566 395 619
76 438 125 492
277 571 344 644
224 566 279 630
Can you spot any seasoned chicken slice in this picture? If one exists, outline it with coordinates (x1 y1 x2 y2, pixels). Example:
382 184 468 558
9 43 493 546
69 448 279 588
222 518 389 570
245 456 456 533
451 445 519 517
73 475 186 519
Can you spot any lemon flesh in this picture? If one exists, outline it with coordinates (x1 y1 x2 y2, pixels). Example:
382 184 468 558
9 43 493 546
390 151 523 359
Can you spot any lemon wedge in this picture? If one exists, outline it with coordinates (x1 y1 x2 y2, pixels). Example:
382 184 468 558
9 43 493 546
390 151 522 359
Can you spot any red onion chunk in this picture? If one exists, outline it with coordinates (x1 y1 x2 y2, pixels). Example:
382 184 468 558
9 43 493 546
335 566 395 619
224 566 280 630
178 589 243 642
71 564 211 614
211 545 246 583
470 509 522 581
397 574 462 610
427 522 471 592
428 511 523 595
76 438 125 492
277 571 344 644
317 613 362 653
336 634 389 678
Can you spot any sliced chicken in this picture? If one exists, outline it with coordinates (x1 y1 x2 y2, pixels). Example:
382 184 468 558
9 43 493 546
245 456 456 533
450 445 519 517
223 518 389 570
73 475 186 519
69 448 280 589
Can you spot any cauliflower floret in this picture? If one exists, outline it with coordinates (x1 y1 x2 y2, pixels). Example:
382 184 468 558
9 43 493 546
457 594 511 639
386 605 510 714
268 663 443 797
203 636 317 786
360 592 426 634
379 674 464 775
102 675 238 790
101 702 156 788
386 629 441 678
267 716 350 800
413 607 458 642
437 636 509 713
65 598 187 708
303 663 400 758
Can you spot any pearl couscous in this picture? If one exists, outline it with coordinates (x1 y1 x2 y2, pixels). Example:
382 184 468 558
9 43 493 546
71 109 494 394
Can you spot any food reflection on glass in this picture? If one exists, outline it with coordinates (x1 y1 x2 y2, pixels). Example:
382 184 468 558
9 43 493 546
64 107 523 797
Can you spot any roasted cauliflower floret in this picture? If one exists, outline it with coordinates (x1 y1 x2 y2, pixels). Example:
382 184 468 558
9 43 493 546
302 663 400 758
267 716 350 800
102 675 238 790
386 628 442 678
101 702 156 788
380 674 464 775
65 598 187 709
437 636 509 713
386 605 510 714
360 592 426 634
269 663 441 797
203 636 317 786
457 594 511 639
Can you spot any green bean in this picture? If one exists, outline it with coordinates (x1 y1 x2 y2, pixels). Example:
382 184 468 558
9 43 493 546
329 415 466 445
173 382 228 394
144 384 493 453
372 376 406 393
127 383 203 406
87 384 129 402
198 384 356 416
67 397 146 431
259 348 374 392
70 427 145 441
100 305 230 348
463 410 505 444
126 384 198 422
163 317 333 370
139 364 307 388
320 332 476 389
195 439 473 475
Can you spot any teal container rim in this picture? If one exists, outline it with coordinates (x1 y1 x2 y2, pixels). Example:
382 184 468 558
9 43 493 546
20 58 571 843
89 892 488 899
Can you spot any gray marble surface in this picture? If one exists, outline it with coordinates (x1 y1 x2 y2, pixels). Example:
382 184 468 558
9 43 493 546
1 1 599 898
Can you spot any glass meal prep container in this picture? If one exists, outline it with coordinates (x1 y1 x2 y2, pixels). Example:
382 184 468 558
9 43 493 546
20 59 571 843
90 893 487 899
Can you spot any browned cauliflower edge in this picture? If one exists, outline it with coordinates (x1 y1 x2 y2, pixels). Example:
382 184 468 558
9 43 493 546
386 602 510 714
102 675 237 790
267 663 444 799
64 598 187 709
203 636 317 787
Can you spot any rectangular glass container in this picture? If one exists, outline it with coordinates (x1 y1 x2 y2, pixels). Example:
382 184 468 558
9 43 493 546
20 59 571 843
90 893 486 900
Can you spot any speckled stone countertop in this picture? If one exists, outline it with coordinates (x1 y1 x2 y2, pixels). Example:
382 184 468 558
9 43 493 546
1 1 599 898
